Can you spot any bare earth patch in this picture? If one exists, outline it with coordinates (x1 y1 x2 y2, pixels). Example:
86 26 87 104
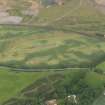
0 10 23 24
95 0 105 6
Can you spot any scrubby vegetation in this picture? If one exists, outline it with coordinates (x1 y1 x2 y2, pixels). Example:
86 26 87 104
2 69 105 105
0 68 50 104
92 95 105 105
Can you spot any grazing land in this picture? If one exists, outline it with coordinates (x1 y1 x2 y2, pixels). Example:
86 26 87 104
0 26 105 69
2 69 105 105
0 67 50 104
0 0 105 105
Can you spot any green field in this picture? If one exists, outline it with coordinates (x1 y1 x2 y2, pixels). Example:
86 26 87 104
2 69 105 105
0 26 105 69
0 68 50 104
0 0 105 70
96 62 105 73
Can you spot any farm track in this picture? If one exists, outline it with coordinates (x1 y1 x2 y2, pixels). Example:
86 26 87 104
0 65 89 72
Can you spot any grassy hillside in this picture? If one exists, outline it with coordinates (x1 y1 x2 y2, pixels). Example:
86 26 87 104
2 70 105 105
1 0 105 26
50 0 105 35
0 68 50 104
0 0 105 105
0 26 105 69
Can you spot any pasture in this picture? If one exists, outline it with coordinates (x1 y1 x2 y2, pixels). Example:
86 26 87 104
2 69 105 105
0 68 49 104
0 26 105 70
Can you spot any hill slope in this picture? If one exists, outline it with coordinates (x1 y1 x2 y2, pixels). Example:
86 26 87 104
2 70 105 105
0 0 105 25
0 0 105 70
0 0 105 105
